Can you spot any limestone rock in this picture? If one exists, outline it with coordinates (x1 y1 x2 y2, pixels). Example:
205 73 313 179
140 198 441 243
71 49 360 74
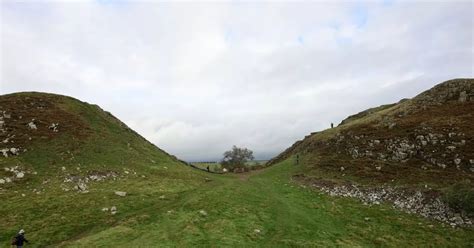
115 191 127 197
1 148 8 157
27 121 37 130
16 172 25 179
49 123 59 132
9 148 19 155
454 158 461 166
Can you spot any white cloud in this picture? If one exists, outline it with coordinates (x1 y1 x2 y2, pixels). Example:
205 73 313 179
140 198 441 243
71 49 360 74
1 1 472 161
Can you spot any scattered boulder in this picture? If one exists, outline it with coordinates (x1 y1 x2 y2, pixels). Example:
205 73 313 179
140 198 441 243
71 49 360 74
16 172 25 179
454 158 461 166
49 123 59 132
115 191 127 197
27 121 37 130
198 210 207 216
75 182 88 192
9 148 19 155
1 148 8 157
0 148 21 157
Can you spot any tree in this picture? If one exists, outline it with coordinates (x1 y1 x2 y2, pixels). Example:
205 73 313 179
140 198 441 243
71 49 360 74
221 145 254 170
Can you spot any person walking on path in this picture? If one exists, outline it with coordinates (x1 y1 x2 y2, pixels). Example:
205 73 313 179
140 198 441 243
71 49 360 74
12 229 29 248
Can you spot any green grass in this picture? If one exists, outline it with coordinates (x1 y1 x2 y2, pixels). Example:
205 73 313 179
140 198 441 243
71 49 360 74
2 159 472 247
1 92 473 247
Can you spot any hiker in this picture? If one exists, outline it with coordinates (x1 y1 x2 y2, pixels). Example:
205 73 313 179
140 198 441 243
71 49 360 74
331 123 334 128
207 166 210 172
12 229 29 248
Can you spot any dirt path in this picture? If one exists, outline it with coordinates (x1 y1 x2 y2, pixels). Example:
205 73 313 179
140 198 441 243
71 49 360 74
237 167 270 181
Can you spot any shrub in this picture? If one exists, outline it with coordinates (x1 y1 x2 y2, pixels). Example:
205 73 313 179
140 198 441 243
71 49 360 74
442 179 474 218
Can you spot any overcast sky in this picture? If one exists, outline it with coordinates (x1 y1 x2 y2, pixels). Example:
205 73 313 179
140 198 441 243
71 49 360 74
1 1 473 161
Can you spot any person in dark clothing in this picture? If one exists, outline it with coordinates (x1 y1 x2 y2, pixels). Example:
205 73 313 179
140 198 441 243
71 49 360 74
13 229 28 248
207 166 210 172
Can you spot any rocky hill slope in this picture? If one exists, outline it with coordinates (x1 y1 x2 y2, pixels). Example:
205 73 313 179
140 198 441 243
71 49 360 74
0 92 207 246
0 91 472 246
269 78 474 227
0 92 190 191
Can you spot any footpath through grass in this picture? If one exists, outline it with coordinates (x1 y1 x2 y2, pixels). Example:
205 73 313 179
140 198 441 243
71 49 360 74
64 160 473 247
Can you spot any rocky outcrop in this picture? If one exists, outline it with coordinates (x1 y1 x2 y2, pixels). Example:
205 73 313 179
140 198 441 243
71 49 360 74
411 78 474 105
294 175 472 228
331 126 472 172
269 79 474 225
63 171 118 192
269 79 474 171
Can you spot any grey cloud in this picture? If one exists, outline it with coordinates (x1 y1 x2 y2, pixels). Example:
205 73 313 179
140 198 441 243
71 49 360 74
1 1 472 161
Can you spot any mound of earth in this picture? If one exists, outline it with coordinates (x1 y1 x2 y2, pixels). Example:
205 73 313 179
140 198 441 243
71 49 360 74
269 78 474 226
0 92 186 192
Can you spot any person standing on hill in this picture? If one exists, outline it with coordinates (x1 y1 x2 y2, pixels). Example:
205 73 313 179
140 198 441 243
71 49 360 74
12 229 29 248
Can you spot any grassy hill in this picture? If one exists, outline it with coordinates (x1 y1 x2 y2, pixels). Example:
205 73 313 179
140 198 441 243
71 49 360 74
269 78 474 226
0 92 205 245
1 90 473 247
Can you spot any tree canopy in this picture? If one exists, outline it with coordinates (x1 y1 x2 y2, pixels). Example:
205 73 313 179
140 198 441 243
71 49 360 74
221 145 254 169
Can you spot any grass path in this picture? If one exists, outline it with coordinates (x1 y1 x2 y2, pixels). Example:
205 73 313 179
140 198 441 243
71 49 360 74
66 160 473 247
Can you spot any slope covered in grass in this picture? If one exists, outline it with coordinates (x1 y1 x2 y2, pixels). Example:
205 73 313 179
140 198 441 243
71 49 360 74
268 78 474 226
0 92 204 246
55 160 474 246
1 91 472 247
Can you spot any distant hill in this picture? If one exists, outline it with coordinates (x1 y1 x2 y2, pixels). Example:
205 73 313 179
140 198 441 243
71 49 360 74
268 78 474 225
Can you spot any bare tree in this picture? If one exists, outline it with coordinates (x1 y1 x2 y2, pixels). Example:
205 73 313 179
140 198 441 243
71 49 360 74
221 145 254 170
